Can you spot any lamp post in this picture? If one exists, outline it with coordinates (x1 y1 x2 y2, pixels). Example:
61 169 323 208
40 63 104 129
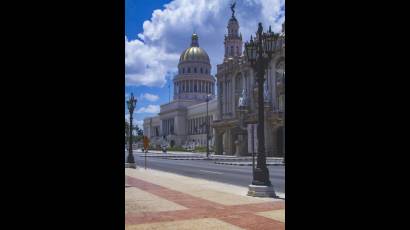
245 23 278 196
206 94 211 158
126 93 137 168
282 71 285 164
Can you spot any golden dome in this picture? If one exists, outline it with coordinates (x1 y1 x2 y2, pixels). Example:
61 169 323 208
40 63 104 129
179 33 210 63
179 46 210 63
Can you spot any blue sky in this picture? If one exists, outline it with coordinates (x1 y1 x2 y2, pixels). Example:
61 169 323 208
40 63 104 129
125 0 171 40
125 0 285 128
125 0 173 127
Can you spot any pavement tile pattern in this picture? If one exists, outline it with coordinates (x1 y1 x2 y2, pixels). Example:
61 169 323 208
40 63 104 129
125 170 285 230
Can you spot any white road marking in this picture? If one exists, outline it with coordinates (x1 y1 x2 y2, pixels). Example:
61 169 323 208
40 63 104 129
199 170 223 175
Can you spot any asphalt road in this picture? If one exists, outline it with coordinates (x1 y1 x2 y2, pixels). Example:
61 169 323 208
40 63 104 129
128 151 285 194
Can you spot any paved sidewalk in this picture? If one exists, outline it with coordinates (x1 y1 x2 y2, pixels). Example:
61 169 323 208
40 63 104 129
125 168 285 230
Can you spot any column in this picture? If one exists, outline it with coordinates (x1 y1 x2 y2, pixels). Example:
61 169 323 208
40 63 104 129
215 131 223 155
201 117 203 133
226 81 229 113
226 80 231 113
193 119 195 134
199 81 202 93
187 80 190 92
231 79 234 113
196 118 199 134
225 81 228 114
164 120 167 135
197 118 199 134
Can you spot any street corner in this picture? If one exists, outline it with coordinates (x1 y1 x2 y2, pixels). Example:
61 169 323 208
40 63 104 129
125 169 285 230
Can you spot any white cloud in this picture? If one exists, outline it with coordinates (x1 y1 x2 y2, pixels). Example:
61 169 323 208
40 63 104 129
141 93 159 102
125 0 285 87
125 37 179 87
136 105 160 114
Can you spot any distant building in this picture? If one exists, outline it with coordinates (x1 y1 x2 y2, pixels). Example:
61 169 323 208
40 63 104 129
143 33 217 148
144 8 285 157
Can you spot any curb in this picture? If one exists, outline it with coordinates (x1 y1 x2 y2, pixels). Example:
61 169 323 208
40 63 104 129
215 161 284 166
137 155 283 162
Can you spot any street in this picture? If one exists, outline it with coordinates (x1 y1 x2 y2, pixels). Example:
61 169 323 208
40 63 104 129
128 150 285 194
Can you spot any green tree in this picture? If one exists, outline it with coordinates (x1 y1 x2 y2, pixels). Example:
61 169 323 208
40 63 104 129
133 125 144 142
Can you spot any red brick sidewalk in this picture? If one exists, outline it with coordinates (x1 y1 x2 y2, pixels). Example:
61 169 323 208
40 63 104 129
125 175 285 230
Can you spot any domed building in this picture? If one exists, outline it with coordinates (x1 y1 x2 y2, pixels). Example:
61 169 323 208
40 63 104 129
143 6 285 157
174 33 215 101
143 33 218 148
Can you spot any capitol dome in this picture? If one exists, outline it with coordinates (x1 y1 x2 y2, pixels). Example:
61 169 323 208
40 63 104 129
179 33 210 63
173 33 215 102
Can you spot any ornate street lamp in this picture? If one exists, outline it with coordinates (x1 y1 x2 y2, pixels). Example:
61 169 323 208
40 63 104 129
245 23 278 197
126 93 137 168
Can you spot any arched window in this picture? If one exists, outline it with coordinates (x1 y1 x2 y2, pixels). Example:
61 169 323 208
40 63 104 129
200 68 203 73
183 68 185 73
236 46 239 55
231 46 234 56
194 67 197 73
188 67 191 73
205 69 208 74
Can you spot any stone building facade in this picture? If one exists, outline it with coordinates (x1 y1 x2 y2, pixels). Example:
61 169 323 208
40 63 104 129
212 11 285 157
